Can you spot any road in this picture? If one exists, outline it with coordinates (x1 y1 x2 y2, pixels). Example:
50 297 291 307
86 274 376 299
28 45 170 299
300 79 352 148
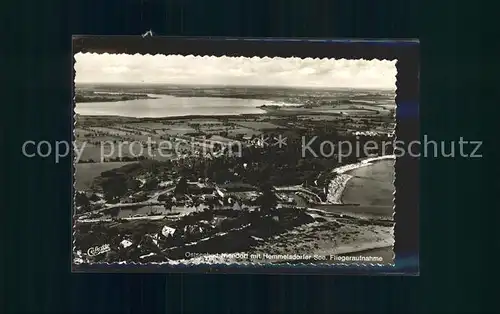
275 185 322 203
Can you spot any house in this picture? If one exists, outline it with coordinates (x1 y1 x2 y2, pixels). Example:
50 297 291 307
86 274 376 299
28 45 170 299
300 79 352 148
201 194 216 202
242 135 253 142
219 182 257 192
232 201 242 211
187 182 215 195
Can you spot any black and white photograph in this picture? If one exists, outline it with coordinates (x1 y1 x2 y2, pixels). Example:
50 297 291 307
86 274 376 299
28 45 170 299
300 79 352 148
73 51 397 266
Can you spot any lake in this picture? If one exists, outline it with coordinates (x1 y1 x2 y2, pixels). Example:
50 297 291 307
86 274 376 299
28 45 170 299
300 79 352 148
75 94 295 117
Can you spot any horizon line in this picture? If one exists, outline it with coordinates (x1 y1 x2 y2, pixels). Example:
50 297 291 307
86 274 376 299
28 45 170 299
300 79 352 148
74 82 396 91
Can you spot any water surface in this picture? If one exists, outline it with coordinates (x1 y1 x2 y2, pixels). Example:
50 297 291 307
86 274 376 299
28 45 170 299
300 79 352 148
75 94 290 117
341 160 395 206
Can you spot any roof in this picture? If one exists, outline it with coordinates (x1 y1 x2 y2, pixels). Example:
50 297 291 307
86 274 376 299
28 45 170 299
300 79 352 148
219 182 257 192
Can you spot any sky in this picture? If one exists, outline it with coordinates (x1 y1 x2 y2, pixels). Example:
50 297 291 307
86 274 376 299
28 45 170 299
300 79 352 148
75 53 397 90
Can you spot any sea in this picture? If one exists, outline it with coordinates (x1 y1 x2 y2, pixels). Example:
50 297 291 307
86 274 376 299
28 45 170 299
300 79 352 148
341 160 395 206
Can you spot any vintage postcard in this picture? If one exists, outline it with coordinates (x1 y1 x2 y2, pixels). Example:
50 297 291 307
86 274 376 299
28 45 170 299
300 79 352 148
72 37 417 272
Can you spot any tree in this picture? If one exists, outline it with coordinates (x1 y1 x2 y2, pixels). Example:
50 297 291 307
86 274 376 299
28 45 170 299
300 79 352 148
257 183 278 215
157 193 173 210
143 177 159 190
164 199 173 211
75 192 90 207
88 193 100 202
190 123 201 133
108 207 120 218
174 177 188 196
213 143 222 152
158 193 170 202
126 179 141 192
297 159 307 171
258 163 272 182
149 163 159 176
102 175 128 203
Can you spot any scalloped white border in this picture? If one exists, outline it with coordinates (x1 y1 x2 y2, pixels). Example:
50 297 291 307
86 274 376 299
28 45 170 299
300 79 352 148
72 53 398 269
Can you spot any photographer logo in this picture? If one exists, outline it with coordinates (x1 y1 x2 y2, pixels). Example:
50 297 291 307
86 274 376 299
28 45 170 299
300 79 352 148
87 244 111 257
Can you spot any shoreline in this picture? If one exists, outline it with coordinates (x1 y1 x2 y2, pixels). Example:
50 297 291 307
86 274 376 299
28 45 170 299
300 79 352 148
327 155 395 204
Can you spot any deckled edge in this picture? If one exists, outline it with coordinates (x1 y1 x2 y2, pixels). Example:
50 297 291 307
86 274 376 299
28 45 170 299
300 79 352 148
391 60 398 266
71 52 398 270
72 46 78 268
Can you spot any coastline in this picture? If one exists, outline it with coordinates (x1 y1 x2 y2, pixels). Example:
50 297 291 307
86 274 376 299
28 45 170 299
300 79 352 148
326 155 396 204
